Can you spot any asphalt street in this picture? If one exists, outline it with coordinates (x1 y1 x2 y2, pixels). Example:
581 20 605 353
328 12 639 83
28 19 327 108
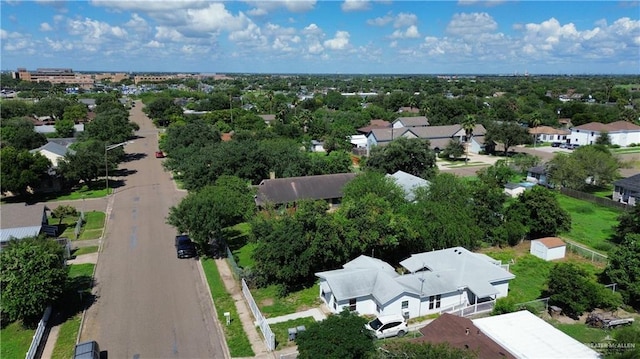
78 101 227 359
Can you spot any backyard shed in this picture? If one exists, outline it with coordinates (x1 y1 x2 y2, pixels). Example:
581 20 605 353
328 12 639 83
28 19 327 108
530 237 566 261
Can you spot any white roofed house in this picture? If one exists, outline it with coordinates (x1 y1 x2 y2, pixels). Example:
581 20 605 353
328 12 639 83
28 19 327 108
316 247 514 319
29 141 75 193
386 170 430 202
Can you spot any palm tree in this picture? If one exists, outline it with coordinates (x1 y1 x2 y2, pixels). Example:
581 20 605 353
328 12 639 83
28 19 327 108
462 115 476 163
531 115 542 147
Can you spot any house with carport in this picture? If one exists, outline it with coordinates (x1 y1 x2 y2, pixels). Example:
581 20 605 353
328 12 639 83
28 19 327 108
316 247 514 319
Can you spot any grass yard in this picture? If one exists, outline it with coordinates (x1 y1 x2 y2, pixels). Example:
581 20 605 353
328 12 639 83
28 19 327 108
56 211 105 241
554 322 613 344
71 246 99 257
251 284 322 318
52 184 109 201
0 320 35 359
50 315 82 359
483 243 606 304
233 242 257 269
201 258 254 358
269 317 317 350
557 194 621 252
68 263 95 278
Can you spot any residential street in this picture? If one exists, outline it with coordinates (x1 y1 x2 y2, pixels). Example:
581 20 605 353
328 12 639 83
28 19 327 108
78 101 227 358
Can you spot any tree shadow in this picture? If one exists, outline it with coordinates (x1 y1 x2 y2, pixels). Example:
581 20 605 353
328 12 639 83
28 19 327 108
53 275 98 324
223 228 249 251
123 152 147 162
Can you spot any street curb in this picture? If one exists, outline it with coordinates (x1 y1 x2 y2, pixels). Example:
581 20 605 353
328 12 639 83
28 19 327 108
197 258 233 359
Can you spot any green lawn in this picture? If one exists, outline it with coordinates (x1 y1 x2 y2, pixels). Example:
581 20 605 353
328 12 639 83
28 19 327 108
57 211 105 240
557 194 621 252
68 263 95 278
0 320 35 359
201 258 254 358
233 242 257 269
483 248 603 303
52 185 109 201
612 147 640 154
51 315 82 359
269 317 317 350
72 246 99 257
251 283 322 318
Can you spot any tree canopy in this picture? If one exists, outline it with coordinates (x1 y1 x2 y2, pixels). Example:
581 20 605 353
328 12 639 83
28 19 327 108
0 147 51 195
296 310 375 359
547 145 620 189
167 176 255 254
365 137 437 180
0 236 68 324
485 121 531 155
508 186 571 238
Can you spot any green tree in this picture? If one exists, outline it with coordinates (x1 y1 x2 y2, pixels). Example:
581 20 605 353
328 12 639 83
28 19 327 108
439 139 465 159
0 99 31 118
611 205 640 244
572 145 620 187
378 341 478 359
462 114 476 161
51 205 78 225
0 236 68 323
58 140 112 185
83 107 138 144
365 137 437 180
251 200 348 291
596 131 612 146
511 153 541 174
485 121 531 155
55 119 75 138
296 309 375 359
160 119 221 155
0 117 48 150
167 176 255 255
603 233 640 309
145 97 183 120
508 186 571 238
548 262 621 319
0 147 51 195
63 103 88 123
546 153 587 189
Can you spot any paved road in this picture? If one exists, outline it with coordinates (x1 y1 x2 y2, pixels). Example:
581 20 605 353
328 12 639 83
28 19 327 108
79 101 227 358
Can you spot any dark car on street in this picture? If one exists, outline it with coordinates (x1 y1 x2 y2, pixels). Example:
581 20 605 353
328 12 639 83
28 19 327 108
175 234 197 259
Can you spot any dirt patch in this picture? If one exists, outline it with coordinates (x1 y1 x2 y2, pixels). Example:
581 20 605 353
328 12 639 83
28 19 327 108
260 298 274 307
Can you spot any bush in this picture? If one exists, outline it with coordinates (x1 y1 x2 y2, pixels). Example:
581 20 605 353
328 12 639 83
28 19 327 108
492 297 516 315
628 143 638 147
610 144 621 148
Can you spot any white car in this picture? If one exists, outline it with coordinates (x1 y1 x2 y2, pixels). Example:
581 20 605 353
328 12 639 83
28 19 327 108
365 314 408 339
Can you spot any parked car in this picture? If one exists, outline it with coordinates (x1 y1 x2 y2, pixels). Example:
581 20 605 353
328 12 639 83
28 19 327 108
175 234 197 259
551 142 561 147
559 143 569 149
568 144 580 150
74 340 100 359
365 314 408 339
155 151 165 158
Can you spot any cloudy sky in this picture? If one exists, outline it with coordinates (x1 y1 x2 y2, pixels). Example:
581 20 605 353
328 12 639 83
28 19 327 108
1 1 639 75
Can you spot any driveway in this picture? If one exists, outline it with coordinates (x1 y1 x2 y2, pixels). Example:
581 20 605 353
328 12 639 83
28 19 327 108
78 101 227 358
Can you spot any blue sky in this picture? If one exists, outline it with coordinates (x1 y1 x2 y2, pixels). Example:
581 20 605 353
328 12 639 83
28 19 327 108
1 1 639 75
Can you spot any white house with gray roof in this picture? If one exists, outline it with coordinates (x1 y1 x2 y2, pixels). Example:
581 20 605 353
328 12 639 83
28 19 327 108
30 141 75 168
316 247 514 319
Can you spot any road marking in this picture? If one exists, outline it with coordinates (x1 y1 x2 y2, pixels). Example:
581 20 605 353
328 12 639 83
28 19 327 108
130 226 137 249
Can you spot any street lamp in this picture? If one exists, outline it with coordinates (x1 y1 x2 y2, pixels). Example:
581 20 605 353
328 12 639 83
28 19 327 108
105 141 133 194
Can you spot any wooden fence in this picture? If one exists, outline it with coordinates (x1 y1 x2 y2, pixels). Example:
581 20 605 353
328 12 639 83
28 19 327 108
559 188 630 211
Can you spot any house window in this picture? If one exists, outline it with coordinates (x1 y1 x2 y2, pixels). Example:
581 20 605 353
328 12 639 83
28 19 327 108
349 298 357 311
428 295 441 309
401 301 409 309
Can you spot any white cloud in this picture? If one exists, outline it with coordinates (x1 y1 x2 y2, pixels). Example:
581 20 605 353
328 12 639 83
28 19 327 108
446 12 498 36
457 0 506 7
394 13 418 28
367 13 393 26
308 42 323 54
154 26 185 42
229 22 267 47
389 25 420 39
244 0 316 15
66 18 128 42
145 40 163 48
324 30 350 50
40 22 53 32
303 23 323 35
342 0 370 12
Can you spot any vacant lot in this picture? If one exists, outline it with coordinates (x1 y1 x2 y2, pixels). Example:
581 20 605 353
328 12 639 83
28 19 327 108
557 194 621 252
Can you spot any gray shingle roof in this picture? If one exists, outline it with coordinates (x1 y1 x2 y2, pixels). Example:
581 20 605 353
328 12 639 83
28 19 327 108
0 204 49 243
30 141 74 157
394 116 430 127
613 173 640 192
255 173 356 206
